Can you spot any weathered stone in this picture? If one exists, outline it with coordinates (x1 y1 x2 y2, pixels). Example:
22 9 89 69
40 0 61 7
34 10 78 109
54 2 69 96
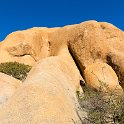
0 20 123 123
68 21 124 88
84 62 123 94
0 28 50 65
0 73 22 105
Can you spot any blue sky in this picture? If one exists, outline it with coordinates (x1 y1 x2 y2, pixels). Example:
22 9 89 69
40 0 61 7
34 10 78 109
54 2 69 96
0 0 123 41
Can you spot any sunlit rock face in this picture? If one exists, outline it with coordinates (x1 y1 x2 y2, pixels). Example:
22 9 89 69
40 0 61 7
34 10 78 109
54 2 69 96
68 21 124 88
84 62 123 94
0 72 22 105
0 20 123 123
0 28 51 65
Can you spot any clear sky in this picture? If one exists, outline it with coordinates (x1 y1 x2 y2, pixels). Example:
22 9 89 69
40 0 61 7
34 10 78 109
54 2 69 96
0 0 123 41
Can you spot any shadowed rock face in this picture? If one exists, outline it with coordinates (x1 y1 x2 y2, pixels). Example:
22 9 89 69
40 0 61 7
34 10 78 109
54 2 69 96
0 20 123 123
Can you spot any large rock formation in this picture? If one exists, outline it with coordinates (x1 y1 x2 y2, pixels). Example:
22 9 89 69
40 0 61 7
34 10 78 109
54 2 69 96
68 21 124 88
0 28 50 65
0 20 123 123
0 54 87 123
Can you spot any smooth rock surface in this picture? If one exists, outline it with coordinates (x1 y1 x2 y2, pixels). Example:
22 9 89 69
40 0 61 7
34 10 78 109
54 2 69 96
0 73 22 105
0 53 86 124
84 62 123 93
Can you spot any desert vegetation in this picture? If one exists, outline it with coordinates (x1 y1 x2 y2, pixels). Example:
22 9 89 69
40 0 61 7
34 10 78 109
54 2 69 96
77 85 124 124
0 62 32 81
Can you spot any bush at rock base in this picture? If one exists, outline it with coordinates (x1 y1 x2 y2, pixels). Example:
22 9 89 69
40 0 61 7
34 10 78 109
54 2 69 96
0 62 32 81
78 86 124 124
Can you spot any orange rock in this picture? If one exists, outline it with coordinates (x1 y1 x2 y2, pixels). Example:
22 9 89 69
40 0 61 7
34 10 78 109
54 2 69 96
84 62 123 93
0 20 124 123
68 21 124 87
0 28 51 65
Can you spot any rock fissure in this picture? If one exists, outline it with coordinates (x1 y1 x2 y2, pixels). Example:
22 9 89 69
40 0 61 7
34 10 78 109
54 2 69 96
106 55 124 87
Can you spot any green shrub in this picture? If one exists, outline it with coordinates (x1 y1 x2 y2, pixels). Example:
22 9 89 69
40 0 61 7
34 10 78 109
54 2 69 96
79 86 124 124
0 62 32 81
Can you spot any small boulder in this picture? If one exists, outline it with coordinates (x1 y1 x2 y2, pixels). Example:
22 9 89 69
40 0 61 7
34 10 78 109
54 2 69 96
84 62 123 94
